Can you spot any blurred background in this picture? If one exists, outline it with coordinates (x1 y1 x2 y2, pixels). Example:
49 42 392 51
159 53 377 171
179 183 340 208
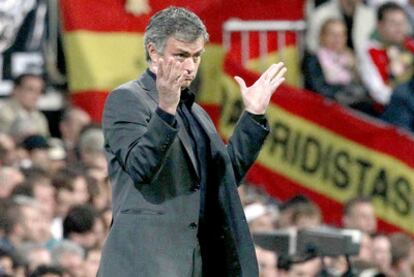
0 0 414 276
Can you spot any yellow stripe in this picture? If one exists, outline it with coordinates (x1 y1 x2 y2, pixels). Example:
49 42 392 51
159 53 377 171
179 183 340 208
197 45 226 104
219 75 414 234
64 31 146 92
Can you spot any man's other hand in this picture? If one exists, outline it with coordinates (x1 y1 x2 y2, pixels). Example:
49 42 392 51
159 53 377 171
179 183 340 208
234 62 287 115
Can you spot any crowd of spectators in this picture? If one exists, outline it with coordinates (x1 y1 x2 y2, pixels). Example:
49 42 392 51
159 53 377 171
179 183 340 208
304 0 414 131
1 1 414 276
242 185 414 276
0 73 110 276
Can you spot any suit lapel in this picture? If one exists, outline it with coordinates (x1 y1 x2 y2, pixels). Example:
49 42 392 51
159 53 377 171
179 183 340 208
191 104 227 157
137 70 200 179
175 116 200 178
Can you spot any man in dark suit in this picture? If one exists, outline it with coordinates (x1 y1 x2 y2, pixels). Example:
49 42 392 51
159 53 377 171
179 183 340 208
98 6 286 277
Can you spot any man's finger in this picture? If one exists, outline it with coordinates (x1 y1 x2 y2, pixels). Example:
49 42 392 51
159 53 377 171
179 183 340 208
170 61 183 82
157 58 164 78
164 57 173 79
270 66 287 86
234 76 247 92
258 63 277 82
269 62 285 82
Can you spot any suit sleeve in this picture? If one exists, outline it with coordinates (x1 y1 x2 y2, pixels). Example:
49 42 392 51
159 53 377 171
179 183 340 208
226 111 270 184
103 88 179 184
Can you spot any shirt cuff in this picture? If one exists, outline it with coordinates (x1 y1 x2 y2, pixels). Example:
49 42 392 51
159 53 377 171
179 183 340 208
246 111 267 126
156 107 177 127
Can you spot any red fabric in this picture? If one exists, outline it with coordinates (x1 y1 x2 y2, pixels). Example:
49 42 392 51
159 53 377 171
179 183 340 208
70 91 109 123
368 47 389 83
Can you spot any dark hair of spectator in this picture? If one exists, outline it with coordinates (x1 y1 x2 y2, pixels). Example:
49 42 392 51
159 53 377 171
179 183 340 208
377 2 405 22
279 195 311 211
291 201 322 224
2 203 20 236
21 167 50 184
10 182 34 198
389 232 413 265
63 205 96 238
52 167 84 192
13 73 45 88
343 196 372 216
29 265 65 277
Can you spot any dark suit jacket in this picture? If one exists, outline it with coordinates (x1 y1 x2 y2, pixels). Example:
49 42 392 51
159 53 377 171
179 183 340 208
98 70 269 277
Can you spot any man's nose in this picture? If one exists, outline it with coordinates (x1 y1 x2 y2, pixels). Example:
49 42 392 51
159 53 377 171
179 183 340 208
182 57 196 73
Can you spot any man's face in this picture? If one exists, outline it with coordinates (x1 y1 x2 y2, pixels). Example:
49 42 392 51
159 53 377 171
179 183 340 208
150 36 205 88
344 202 377 234
321 21 347 52
13 76 45 111
20 205 44 243
379 10 408 45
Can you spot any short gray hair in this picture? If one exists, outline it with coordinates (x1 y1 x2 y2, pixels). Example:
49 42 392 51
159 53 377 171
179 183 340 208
51 240 85 265
144 6 209 62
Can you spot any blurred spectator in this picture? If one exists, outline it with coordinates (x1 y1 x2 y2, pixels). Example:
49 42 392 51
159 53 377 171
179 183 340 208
18 243 51 274
285 258 322 277
306 0 376 53
290 200 322 229
0 167 24 199
357 232 373 262
0 73 49 136
22 167 56 221
255 246 278 277
303 18 371 110
29 265 65 277
59 107 91 163
406 0 414 29
78 125 107 178
381 77 414 133
358 2 414 109
48 138 67 174
82 247 101 277
91 214 107 248
20 135 51 170
366 0 408 7
51 240 84 277
9 116 41 144
0 248 14 276
0 199 12 239
52 167 90 216
63 205 98 250
10 182 33 198
86 175 111 213
0 133 17 166
389 232 414 276
371 234 392 275
238 183 274 207
99 207 112 232
245 202 278 232
277 195 312 229
0 197 44 252
343 196 377 235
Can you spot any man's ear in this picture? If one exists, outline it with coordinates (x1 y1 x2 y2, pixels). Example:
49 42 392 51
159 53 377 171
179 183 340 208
147 43 159 64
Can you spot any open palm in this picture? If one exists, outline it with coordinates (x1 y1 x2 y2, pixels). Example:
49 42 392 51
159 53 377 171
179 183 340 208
234 62 287 115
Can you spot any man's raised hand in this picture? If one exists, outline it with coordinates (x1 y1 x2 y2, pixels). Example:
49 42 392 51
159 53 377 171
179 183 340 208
234 62 287 115
157 57 186 115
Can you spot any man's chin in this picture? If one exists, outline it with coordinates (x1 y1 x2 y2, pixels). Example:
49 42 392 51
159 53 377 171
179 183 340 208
180 80 193 89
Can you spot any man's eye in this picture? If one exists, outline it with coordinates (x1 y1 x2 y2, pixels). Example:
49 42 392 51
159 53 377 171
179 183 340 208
175 54 186 60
